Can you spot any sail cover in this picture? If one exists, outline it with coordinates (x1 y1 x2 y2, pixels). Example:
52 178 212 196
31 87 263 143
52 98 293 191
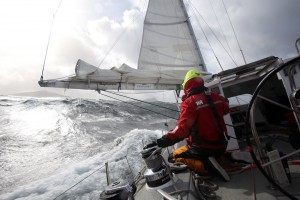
138 0 206 72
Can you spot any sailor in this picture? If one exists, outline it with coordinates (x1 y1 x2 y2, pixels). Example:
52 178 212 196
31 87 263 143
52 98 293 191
146 69 231 181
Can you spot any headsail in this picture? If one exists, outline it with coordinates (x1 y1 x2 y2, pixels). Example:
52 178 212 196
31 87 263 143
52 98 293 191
138 0 206 72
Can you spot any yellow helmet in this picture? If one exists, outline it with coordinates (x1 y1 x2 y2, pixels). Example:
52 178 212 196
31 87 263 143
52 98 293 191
182 69 201 88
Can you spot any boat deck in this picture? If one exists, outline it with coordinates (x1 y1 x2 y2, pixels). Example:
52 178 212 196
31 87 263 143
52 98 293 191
134 165 300 200
134 140 300 200
216 166 300 200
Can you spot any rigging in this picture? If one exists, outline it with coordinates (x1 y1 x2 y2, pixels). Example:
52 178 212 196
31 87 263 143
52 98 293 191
96 2 146 68
40 0 64 81
105 90 179 112
208 0 236 63
99 91 179 120
101 90 239 138
188 0 238 68
189 5 224 71
221 0 247 65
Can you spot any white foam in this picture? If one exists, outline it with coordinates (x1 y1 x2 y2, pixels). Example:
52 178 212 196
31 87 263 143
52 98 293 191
0 129 162 200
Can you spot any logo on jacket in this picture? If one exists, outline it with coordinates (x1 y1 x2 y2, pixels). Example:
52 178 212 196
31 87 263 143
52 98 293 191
195 100 203 106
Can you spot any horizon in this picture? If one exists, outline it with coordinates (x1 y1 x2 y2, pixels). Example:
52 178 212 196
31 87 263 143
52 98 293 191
0 0 299 98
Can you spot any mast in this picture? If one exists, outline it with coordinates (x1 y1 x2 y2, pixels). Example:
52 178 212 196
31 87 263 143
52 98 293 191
179 0 206 71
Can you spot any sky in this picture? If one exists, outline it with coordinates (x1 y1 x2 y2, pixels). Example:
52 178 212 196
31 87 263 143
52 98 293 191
0 0 299 99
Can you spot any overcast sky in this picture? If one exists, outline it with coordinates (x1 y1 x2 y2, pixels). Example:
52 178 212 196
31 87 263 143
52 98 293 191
0 0 299 99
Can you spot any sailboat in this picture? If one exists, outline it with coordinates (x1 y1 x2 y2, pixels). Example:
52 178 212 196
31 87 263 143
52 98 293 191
39 0 300 199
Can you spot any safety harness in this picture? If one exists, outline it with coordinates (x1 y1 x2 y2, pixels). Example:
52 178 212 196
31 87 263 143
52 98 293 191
186 87 229 150
170 86 229 177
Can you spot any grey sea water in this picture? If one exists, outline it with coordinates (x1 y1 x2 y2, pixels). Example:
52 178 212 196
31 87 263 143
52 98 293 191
0 95 177 200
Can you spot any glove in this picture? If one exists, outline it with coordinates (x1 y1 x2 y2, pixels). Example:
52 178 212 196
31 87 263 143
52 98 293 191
157 135 182 148
143 141 157 150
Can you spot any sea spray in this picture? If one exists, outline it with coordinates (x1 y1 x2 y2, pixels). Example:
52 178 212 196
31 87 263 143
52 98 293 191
0 129 162 200
0 96 177 199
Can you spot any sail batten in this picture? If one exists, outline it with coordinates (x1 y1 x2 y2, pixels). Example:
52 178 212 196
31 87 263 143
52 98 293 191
138 0 206 71
138 61 203 68
144 21 186 26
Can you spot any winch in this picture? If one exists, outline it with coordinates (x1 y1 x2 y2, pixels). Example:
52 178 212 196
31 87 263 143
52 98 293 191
99 180 135 200
141 145 173 189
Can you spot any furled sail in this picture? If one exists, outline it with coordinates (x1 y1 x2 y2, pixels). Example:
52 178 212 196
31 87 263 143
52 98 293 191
39 0 210 91
138 0 206 72
39 59 211 91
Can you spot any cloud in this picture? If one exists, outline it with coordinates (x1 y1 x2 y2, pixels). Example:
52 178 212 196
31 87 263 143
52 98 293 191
229 0 300 60
189 0 300 72
0 0 300 95
78 6 143 68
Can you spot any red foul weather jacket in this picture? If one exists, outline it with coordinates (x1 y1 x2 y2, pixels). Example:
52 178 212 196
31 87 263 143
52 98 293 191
167 77 229 150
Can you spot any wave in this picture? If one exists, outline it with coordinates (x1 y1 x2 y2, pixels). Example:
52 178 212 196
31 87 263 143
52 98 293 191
0 95 177 198
0 96 178 116
0 129 162 200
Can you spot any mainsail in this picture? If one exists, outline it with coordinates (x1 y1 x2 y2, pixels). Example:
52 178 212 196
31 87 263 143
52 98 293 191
39 0 209 91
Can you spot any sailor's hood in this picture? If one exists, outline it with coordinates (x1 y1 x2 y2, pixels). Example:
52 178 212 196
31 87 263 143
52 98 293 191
182 77 204 100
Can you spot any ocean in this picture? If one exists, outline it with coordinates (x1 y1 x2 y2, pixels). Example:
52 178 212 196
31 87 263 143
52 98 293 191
0 95 178 200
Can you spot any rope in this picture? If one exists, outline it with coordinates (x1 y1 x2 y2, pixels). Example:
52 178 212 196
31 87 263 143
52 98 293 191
105 90 179 112
188 1 238 68
40 0 64 81
168 162 187 172
42 74 76 82
296 37 300 55
104 91 241 134
221 0 247 64
52 140 150 200
209 0 236 64
250 161 257 200
235 96 251 105
126 146 137 179
102 91 241 138
103 90 241 143
99 92 178 120
190 6 224 71
114 90 174 94
96 3 145 68
192 172 218 199
52 164 105 200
